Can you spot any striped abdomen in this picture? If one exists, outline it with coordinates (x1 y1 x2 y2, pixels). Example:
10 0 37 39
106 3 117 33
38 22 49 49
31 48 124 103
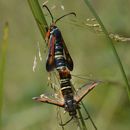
59 70 78 117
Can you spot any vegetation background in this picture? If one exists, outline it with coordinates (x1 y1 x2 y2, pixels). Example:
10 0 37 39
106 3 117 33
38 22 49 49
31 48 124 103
0 0 130 130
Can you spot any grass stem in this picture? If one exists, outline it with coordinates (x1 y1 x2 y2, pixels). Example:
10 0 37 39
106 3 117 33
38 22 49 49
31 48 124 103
83 0 130 100
0 22 9 129
27 0 48 40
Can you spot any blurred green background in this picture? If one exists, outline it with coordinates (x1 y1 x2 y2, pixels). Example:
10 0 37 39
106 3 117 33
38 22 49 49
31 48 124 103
0 0 130 130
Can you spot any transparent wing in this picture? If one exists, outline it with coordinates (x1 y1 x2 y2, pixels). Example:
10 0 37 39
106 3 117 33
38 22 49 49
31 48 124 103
74 81 101 103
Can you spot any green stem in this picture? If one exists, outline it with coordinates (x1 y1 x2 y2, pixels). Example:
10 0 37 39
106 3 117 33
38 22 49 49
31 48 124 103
84 0 130 100
0 22 9 129
77 109 87 130
81 102 97 130
27 0 48 40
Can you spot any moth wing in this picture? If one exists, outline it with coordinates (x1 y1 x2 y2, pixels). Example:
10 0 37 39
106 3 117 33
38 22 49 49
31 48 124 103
62 39 74 71
33 93 64 107
46 36 55 72
74 81 100 103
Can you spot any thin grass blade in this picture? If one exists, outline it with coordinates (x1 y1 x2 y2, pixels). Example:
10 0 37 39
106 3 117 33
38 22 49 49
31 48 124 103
0 22 9 129
83 0 130 100
77 109 87 130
